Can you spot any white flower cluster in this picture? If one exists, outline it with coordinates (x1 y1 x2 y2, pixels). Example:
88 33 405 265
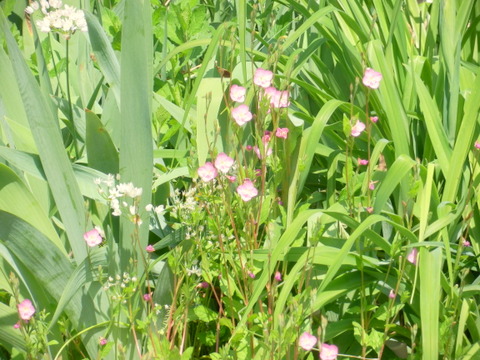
95 175 143 221
25 0 87 36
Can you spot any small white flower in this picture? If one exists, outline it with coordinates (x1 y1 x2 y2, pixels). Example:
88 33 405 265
154 205 164 215
37 18 51 32
145 204 153 212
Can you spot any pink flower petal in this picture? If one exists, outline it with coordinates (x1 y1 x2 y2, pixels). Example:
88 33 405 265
231 104 253 126
363 68 382 89
17 299 35 321
197 162 218 182
237 179 258 201
230 84 246 102
253 68 274 88
298 332 317 351
320 343 339 360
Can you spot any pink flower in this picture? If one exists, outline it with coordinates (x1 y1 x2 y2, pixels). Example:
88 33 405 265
146 245 155 253
13 322 20 329
248 271 256 279
369 181 377 190
298 332 317 351
264 87 290 108
276 128 289 139
320 343 339 360
17 299 35 321
215 153 234 173
245 145 253 151
254 134 273 159
231 104 253 126
197 162 218 182
389 290 396 299
273 90 290 108
264 87 277 102
226 175 236 182
463 240 471 247
407 248 418 265
84 228 103 247
99 337 108 346
362 68 382 89
358 158 369 165
197 281 209 289
254 146 272 159
253 68 274 88
475 141 480 149
351 120 366 137
274 271 282 281
143 293 152 301
366 207 373 214
370 116 379 123
230 84 246 102
237 179 258 201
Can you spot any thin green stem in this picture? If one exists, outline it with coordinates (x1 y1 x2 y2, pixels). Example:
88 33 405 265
65 40 79 159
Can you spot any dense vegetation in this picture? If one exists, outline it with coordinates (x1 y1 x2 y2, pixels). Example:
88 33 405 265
0 0 480 359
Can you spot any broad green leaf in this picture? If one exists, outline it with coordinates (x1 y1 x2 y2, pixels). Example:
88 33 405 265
85 110 119 174
1 11 87 262
119 0 153 271
420 247 442 360
0 164 63 252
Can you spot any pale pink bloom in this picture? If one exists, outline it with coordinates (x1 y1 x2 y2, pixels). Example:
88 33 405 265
214 153 234 173
274 271 282 281
358 158 369 166
366 207 374 214
276 128 289 139
407 248 418 265
146 245 155 253
237 179 258 201
254 68 274 88
463 240 471 247
475 140 480 149
18 299 35 321
319 343 339 360
370 116 379 123
389 290 396 299
245 145 253 151
143 293 152 301
226 175 236 182
99 337 108 346
264 87 278 102
362 68 383 89
369 181 377 190
351 120 366 137
231 104 253 126
197 162 218 182
230 84 246 102
298 332 317 351
264 87 290 108
84 228 103 247
13 322 20 329
272 90 290 108
248 271 255 279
